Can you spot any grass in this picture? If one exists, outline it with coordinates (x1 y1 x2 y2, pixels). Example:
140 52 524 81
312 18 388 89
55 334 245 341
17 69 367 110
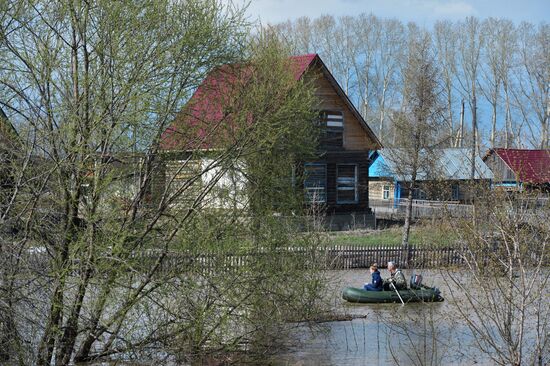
326 224 459 247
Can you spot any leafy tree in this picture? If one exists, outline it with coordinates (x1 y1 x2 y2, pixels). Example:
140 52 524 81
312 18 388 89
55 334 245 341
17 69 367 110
0 1 327 364
383 32 444 266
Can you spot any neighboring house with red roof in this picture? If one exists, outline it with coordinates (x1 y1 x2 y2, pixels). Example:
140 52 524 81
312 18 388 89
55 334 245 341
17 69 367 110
483 148 550 191
160 54 382 228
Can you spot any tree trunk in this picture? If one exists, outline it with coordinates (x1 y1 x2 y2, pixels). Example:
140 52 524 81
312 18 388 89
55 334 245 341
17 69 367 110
379 82 387 139
401 184 414 268
542 92 549 149
471 94 477 180
490 101 497 148
447 87 454 144
504 81 512 148
457 99 465 147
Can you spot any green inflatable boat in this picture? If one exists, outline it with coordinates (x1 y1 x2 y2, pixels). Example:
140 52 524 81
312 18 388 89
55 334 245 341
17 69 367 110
342 285 444 304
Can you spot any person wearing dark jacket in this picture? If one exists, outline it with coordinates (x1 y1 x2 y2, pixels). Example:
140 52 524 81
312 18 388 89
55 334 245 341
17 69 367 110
383 261 407 290
364 264 383 291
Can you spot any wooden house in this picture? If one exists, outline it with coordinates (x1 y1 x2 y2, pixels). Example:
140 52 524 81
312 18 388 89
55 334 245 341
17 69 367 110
369 148 493 205
483 148 550 191
160 54 381 228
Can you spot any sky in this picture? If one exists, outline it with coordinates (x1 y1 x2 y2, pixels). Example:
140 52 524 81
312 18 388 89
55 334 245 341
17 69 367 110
234 0 549 26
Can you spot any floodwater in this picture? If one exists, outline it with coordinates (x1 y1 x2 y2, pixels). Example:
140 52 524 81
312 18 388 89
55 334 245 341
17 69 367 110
272 269 499 366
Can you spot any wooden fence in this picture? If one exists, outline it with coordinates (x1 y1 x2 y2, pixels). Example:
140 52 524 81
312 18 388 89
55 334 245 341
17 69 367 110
134 244 465 273
324 245 464 269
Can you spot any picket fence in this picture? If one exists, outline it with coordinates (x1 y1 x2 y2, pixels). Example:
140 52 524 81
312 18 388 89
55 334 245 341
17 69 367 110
135 244 465 273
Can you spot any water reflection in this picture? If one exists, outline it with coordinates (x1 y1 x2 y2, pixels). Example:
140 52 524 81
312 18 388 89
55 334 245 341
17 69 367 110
273 269 494 365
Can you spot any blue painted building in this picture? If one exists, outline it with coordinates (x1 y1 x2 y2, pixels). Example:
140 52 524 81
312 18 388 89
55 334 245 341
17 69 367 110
369 148 494 204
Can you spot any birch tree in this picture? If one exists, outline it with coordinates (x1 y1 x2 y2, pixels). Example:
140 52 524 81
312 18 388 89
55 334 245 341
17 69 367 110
516 22 549 149
372 18 406 142
354 13 379 119
384 32 443 266
481 19 503 148
456 17 484 178
434 20 459 146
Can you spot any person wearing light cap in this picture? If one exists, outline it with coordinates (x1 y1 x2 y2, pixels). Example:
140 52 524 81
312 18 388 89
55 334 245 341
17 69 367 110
384 261 407 290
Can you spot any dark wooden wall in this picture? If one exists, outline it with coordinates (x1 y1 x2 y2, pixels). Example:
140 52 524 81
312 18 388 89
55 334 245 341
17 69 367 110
322 151 370 214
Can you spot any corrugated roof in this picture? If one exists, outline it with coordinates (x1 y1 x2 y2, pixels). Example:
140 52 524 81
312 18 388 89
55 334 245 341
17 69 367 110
439 148 494 180
159 54 381 151
160 55 317 151
371 148 493 181
491 148 550 184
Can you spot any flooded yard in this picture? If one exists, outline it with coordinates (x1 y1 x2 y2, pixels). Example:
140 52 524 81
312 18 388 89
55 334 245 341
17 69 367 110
272 269 531 366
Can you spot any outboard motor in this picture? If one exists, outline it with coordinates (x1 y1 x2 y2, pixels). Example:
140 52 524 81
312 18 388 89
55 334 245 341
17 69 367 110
410 273 423 289
433 287 444 301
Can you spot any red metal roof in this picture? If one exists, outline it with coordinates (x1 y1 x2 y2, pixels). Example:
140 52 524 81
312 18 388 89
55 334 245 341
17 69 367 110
160 54 318 150
492 148 550 184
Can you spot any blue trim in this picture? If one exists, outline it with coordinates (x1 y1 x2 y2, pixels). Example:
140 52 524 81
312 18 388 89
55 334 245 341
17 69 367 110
394 181 401 208
369 154 391 178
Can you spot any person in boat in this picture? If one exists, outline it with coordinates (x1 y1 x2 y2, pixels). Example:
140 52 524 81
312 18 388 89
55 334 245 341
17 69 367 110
363 263 383 291
383 261 407 290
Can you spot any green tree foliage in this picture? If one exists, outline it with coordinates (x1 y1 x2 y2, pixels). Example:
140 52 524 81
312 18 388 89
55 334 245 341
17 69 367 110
0 1 327 364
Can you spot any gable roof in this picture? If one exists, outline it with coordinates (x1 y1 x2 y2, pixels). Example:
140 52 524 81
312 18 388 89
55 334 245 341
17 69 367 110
371 148 493 181
160 54 381 151
486 148 550 184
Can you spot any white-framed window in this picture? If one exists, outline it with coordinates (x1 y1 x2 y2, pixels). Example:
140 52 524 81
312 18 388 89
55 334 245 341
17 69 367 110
383 185 390 200
320 110 344 147
304 163 327 203
337 164 358 204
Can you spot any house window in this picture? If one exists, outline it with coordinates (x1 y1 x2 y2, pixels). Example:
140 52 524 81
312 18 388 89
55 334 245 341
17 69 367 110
337 164 358 204
320 110 343 148
451 184 460 201
413 188 426 200
304 163 326 203
383 185 390 200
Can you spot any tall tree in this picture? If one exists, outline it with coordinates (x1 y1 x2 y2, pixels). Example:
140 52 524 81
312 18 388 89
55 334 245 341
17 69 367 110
0 1 326 364
434 20 459 146
516 22 549 149
372 18 406 142
384 32 443 266
456 17 484 178
354 14 379 119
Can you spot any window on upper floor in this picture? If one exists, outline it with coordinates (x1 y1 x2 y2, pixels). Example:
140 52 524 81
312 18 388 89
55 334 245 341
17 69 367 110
319 110 343 148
